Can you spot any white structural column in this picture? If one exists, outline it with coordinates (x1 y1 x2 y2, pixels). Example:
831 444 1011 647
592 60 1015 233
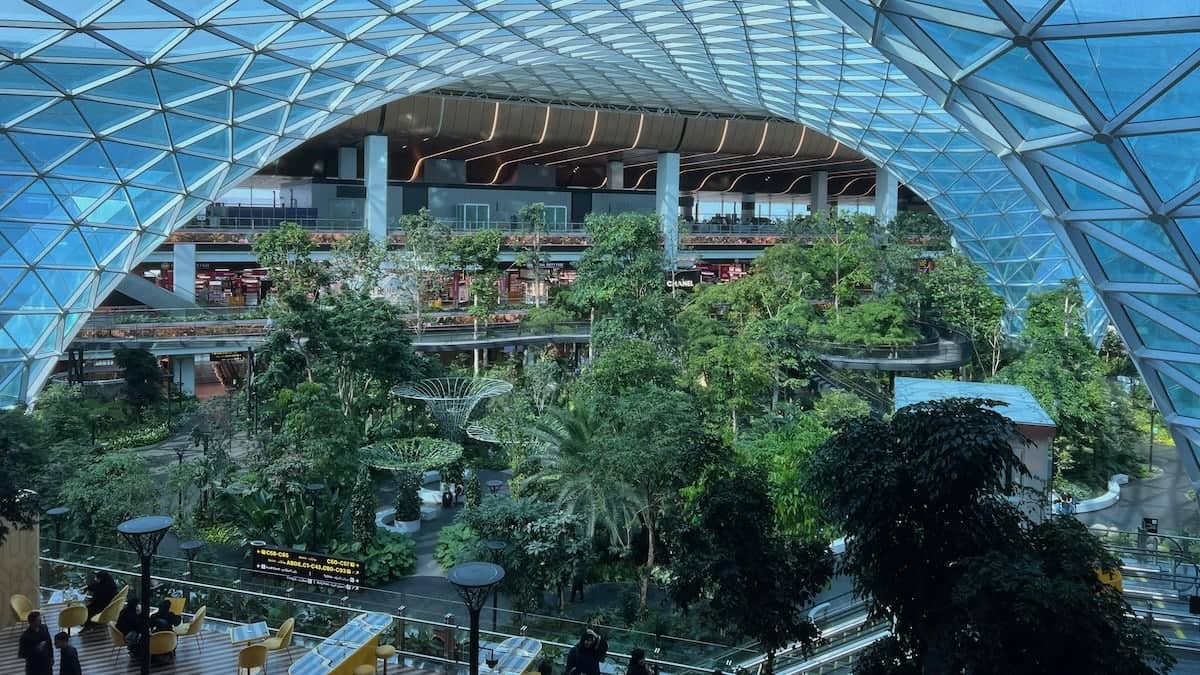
174 355 195 396
363 135 388 242
172 243 195 303
338 146 358 179
607 160 624 189
656 152 680 268
741 193 756 223
875 166 898 224
812 170 829 215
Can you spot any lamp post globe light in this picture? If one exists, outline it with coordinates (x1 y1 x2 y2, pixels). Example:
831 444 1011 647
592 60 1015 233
447 561 505 675
117 515 173 675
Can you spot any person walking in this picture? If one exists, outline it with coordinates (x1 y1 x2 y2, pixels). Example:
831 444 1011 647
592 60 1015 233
54 633 81 675
17 611 54 675
626 649 658 675
565 628 607 675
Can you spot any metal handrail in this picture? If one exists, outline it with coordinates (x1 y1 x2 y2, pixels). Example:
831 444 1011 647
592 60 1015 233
40 540 744 663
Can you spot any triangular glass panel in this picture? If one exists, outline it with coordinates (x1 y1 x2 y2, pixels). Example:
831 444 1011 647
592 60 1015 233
0 28 68 58
0 94 54 128
215 21 290 48
912 18 1006 69
0 64 56 94
245 72 306 100
0 222 64 261
125 186 180 224
165 111 218 145
8 132 89 173
98 141 162 182
1048 33 1200 117
173 89 232 120
44 178 116 219
162 28 247 59
240 54 305 86
94 28 185 59
175 154 221 191
1045 140 1135 192
34 30 129 61
2 313 56 346
165 55 251 84
130 155 184 192
154 70 223 106
1133 66 1200 125
1161 372 1200 418
179 127 231 159
99 0 187 22
74 99 152 135
0 180 70 221
973 47 1078 114
1045 168 1129 210
106 113 172 149
85 69 161 106
46 143 120 182
39 230 96 270
77 225 135 266
5 273 57 311
134 232 166 259
30 62 133 96
1094 219 1180 264
0 231 26 265
1085 235 1174 283
14 100 88 134
1123 131 1200 201
0 267 25 301
62 312 87 341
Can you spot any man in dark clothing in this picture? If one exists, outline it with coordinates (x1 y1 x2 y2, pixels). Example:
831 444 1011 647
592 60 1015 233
565 628 607 675
18 611 54 675
85 571 118 627
54 632 81 675
150 599 181 633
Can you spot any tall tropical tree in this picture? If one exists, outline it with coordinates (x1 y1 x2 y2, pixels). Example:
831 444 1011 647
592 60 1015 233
521 406 641 551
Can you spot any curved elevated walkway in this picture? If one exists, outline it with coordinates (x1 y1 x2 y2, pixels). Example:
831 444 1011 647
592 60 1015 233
68 322 590 359
810 332 972 373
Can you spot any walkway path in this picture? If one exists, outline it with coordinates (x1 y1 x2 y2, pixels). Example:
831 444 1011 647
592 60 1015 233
1078 441 1200 535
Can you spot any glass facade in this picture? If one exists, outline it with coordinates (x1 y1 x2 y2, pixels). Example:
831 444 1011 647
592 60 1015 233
0 1 1195 472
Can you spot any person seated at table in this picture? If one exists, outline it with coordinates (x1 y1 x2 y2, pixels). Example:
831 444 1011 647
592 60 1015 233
625 649 658 675
116 597 146 657
55 632 81 675
84 570 118 627
150 599 181 633
566 628 608 675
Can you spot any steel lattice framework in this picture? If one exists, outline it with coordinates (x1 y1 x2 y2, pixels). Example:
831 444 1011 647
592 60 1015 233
0 1 1197 475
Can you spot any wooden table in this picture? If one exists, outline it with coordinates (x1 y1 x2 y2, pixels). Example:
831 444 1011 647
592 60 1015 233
290 612 393 675
489 636 541 675
230 621 270 646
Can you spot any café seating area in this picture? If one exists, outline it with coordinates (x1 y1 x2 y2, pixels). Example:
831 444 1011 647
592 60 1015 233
2 601 307 674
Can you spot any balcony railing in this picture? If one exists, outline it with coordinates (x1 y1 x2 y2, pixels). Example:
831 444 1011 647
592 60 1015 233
39 540 756 674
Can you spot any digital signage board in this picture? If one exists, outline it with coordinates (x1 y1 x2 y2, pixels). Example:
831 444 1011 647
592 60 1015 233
251 544 364 590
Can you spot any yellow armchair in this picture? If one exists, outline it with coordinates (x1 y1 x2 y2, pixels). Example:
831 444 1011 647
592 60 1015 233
9 594 34 631
174 605 206 652
262 617 294 663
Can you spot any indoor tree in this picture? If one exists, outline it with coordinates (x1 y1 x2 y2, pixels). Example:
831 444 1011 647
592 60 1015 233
808 398 1171 674
398 207 453 334
516 202 549 307
666 462 833 674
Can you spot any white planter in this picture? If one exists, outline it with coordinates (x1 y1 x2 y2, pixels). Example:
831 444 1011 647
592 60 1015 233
375 507 421 534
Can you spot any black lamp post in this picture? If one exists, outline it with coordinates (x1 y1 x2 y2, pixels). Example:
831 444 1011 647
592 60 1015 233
484 540 506 631
305 482 325 551
117 515 173 675
180 540 205 577
46 506 69 557
447 562 505 675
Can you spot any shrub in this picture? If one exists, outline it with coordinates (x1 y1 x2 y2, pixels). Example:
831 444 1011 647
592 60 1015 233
350 467 377 547
393 470 421 522
100 422 170 450
334 529 417 586
434 523 481 570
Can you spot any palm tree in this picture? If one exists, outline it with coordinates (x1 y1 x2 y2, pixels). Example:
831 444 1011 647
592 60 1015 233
520 406 642 552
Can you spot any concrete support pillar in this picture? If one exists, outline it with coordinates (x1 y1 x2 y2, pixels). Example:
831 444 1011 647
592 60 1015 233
174 355 195 396
656 152 680 269
875 166 899 225
741 193 755 224
812 170 829 215
172 243 195 303
0 516 39 628
338 146 358 180
364 135 388 242
607 160 624 189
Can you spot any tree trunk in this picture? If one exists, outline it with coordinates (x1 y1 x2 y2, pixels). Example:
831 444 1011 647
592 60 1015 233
640 510 655 610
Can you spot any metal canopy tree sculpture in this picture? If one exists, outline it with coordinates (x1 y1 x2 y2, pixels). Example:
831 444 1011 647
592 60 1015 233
392 377 513 439
361 437 464 523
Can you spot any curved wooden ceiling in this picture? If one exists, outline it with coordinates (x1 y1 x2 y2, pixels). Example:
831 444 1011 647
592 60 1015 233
266 94 881 196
